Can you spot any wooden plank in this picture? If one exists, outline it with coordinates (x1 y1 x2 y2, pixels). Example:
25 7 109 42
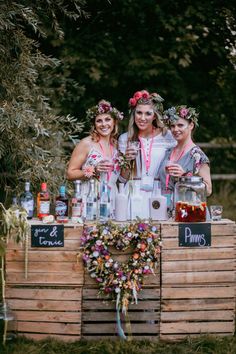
163 236 235 248
82 300 160 311
162 286 235 299
160 321 234 334
82 334 159 340
162 271 235 284
161 299 235 311
83 287 160 299
162 248 235 261
8 299 81 311
6 272 84 285
83 311 159 322
6 261 83 273
15 310 81 322
18 321 81 335
82 322 159 334
162 259 235 272
18 332 81 342
161 310 234 321
84 273 160 286
7 239 81 250
161 223 235 237
6 287 82 300
5 250 80 262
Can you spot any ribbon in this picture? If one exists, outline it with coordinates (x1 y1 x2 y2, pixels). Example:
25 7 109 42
138 129 154 176
116 292 127 339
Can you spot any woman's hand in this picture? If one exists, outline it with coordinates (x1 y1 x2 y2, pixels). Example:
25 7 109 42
96 159 114 173
167 163 185 177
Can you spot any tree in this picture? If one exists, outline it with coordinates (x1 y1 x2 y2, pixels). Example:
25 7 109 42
56 0 236 144
0 0 87 202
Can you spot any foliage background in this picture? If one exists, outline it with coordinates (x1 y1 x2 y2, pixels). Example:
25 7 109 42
0 0 236 217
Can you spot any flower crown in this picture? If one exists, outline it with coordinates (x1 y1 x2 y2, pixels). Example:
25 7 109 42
128 90 164 114
86 99 124 121
163 105 199 127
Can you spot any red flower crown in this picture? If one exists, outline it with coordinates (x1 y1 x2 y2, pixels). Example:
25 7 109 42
128 90 164 113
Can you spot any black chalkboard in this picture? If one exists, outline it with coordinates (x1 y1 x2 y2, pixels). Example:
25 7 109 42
31 225 64 247
179 223 211 247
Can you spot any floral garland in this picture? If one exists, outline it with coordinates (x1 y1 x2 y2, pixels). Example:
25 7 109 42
86 99 124 121
81 220 161 337
163 105 199 127
128 90 164 114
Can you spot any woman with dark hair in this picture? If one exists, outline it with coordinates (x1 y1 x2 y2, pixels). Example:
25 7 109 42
67 99 123 213
118 89 176 218
158 105 212 205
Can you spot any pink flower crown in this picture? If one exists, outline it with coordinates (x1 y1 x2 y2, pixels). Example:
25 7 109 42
86 99 124 121
128 90 164 113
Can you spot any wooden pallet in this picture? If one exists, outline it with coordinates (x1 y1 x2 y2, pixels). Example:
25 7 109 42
5 224 83 341
160 219 236 341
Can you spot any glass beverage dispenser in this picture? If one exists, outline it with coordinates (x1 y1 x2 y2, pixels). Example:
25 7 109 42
174 176 207 222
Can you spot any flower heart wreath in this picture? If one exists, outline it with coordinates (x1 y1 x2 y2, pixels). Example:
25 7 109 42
81 220 161 339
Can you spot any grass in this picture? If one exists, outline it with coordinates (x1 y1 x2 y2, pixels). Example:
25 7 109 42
0 335 236 354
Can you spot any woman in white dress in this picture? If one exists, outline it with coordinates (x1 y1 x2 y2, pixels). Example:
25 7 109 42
118 89 176 218
67 99 124 216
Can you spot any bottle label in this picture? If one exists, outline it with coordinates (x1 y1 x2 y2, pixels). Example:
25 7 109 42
21 200 34 217
55 201 68 216
72 204 82 218
86 202 96 220
39 201 50 214
100 202 109 220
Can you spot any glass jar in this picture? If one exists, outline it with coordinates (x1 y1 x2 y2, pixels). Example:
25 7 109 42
174 176 206 222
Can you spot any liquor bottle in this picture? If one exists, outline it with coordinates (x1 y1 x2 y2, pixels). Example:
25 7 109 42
20 181 34 219
11 196 20 218
130 183 142 220
99 180 110 221
55 185 69 223
37 182 50 219
115 183 128 221
86 180 97 221
149 181 168 221
71 180 83 223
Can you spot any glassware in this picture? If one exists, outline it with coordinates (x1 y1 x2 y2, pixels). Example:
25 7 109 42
174 176 207 222
210 205 223 221
0 302 17 343
20 181 34 219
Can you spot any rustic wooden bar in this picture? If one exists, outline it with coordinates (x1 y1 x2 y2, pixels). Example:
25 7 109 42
4 219 236 341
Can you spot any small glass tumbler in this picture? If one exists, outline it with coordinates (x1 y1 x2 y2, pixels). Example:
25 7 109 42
210 205 223 221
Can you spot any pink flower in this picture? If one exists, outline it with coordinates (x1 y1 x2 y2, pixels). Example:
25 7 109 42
142 90 149 99
91 154 97 159
179 108 189 118
134 91 143 100
82 165 95 178
129 97 137 106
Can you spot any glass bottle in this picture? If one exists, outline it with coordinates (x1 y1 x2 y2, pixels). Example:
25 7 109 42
37 182 50 219
174 176 206 222
149 181 168 221
130 182 142 220
71 180 83 223
20 181 34 219
115 183 128 221
55 185 69 223
86 180 97 221
99 180 110 221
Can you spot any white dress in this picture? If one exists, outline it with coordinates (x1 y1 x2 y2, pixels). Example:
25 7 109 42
118 131 176 219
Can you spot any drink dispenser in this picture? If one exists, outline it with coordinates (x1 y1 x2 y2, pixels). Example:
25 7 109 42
174 176 206 222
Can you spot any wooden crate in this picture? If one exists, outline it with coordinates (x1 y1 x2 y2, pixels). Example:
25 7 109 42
82 245 161 340
5 223 84 341
160 219 236 341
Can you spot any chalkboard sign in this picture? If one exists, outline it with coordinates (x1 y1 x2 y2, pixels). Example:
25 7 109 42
179 223 211 247
31 225 64 247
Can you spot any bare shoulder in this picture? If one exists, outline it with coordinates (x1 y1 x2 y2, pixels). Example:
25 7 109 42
74 136 92 151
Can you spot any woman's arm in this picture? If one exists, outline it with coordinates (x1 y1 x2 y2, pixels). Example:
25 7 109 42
67 139 90 181
198 163 212 196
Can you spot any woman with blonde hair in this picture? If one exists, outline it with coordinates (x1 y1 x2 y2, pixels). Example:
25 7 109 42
67 99 123 214
118 89 176 218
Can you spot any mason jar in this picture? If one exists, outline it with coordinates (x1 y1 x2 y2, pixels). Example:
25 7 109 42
174 176 207 222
